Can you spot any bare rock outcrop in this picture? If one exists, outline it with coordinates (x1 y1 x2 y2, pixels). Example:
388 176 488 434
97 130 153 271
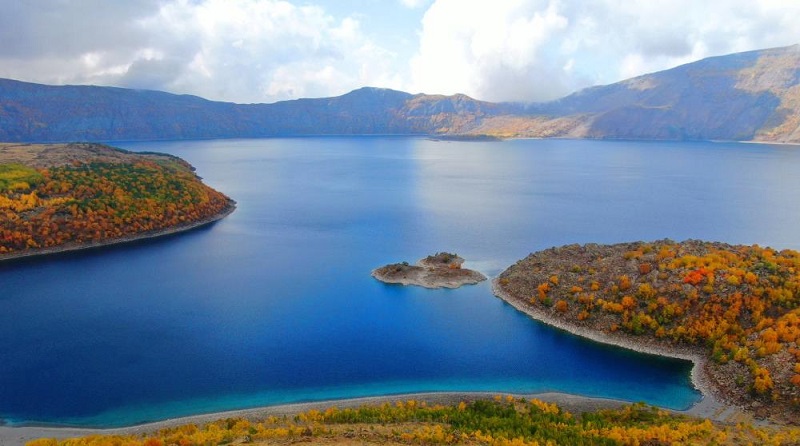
372 252 486 289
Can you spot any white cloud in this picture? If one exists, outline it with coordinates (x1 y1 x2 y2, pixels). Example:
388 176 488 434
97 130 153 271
399 0 431 8
409 0 576 102
0 0 404 103
133 0 406 102
1 0 800 103
409 0 800 102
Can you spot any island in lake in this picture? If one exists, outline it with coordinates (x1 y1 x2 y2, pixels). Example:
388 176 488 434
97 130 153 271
372 252 487 289
0 142 235 261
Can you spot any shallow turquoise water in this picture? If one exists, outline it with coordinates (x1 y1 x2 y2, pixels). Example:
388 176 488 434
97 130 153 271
4 137 800 427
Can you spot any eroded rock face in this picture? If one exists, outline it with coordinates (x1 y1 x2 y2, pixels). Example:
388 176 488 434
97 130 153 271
372 252 486 289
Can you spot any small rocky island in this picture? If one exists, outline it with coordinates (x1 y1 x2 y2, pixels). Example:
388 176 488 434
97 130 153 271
372 252 487 289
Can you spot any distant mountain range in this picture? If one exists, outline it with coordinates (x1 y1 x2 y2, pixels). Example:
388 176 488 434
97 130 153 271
1 44 799 143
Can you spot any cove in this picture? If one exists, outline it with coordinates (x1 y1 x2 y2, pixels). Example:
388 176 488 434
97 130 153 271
3 137 800 427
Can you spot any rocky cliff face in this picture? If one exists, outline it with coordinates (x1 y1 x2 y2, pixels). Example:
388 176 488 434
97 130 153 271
1 44 799 143
738 45 800 142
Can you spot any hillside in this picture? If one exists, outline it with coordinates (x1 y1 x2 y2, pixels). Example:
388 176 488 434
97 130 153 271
0 80 512 141
1 45 799 143
496 240 800 424
481 44 800 142
0 142 234 260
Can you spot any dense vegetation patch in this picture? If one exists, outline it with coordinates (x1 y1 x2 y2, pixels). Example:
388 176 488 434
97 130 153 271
25 397 800 445
0 163 44 192
0 155 232 256
497 240 800 423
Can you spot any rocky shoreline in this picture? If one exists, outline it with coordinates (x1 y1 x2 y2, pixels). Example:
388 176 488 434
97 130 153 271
372 252 487 289
491 240 800 425
490 279 746 423
0 199 236 263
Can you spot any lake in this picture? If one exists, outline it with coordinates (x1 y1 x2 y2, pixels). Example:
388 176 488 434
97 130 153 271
3 137 800 427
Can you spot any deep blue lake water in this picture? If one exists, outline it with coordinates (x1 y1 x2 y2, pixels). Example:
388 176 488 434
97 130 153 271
3 137 800 427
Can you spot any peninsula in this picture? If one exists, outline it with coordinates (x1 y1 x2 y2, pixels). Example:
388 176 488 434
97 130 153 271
372 252 487 289
494 240 800 424
0 143 235 261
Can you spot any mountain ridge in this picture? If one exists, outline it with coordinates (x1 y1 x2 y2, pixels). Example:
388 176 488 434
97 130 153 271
526 44 795 141
1 44 799 143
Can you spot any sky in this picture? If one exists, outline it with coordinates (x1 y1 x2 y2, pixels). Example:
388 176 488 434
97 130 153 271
1 0 799 104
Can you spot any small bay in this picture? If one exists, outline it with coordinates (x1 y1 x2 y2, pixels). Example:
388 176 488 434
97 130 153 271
3 137 800 427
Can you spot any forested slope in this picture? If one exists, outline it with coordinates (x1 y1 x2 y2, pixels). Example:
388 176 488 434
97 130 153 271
0 143 234 259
